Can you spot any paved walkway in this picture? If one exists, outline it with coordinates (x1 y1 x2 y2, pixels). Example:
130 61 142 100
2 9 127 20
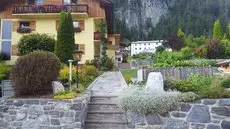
91 72 127 96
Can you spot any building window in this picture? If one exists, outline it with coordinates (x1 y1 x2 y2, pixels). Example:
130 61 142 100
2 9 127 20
139 48 141 50
135 48 137 50
73 21 79 28
149 43 150 45
144 43 146 45
28 0 43 5
19 22 30 29
63 0 77 5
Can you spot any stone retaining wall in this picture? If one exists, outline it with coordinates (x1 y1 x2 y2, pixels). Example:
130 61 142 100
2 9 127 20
0 91 91 129
127 99 230 129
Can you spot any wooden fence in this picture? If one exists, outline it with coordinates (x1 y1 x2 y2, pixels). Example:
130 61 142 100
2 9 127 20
141 67 218 81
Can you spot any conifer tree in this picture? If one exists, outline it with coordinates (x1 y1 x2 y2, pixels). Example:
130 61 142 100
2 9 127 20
55 11 75 63
212 20 223 40
226 23 230 39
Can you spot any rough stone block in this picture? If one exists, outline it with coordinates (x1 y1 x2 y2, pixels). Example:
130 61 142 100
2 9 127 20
207 124 221 129
181 104 191 112
221 121 230 129
190 123 205 129
203 99 216 105
166 119 189 129
212 107 230 117
145 114 162 125
219 99 230 106
171 112 186 118
51 119 60 125
187 105 210 123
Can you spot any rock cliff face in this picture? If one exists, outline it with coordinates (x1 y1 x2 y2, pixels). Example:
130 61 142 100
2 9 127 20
113 0 175 41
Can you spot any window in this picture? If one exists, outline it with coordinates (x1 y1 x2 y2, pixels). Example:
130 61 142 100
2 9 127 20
135 48 137 50
19 22 30 29
36 0 43 5
63 0 77 5
73 21 79 28
144 43 146 45
149 43 150 45
139 48 141 50
1 41 11 60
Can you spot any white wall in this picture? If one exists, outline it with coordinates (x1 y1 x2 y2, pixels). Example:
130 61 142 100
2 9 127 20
131 40 163 56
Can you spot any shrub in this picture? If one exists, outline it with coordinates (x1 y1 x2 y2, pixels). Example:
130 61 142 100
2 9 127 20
100 57 115 71
0 63 12 81
55 11 75 64
164 78 175 91
18 33 55 55
81 65 99 77
205 39 223 59
124 75 132 85
10 51 61 97
118 86 181 115
58 65 98 88
200 80 230 99
54 91 77 100
179 92 200 102
221 78 230 88
181 47 194 60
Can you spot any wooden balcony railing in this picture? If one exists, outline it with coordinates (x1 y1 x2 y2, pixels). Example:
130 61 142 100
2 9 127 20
13 4 88 14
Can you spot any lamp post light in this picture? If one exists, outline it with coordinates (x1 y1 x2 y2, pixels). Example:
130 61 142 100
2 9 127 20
72 50 83 89
68 60 73 91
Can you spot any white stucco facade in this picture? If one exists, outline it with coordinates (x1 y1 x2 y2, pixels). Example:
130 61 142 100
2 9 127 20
130 40 165 56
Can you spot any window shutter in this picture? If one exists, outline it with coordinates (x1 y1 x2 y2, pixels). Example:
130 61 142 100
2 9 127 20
12 21 19 31
30 21 36 31
79 44 85 54
56 21 60 30
79 20 85 30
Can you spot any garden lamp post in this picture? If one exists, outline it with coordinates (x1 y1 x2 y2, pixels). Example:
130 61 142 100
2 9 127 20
72 50 83 89
68 60 73 91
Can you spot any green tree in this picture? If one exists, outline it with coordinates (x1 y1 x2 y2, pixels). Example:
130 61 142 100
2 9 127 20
213 20 223 40
55 12 75 63
177 28 185 41
226 23 230 39
181 47 194 60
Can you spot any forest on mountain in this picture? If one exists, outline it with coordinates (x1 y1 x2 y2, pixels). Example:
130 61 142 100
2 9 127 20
113 0 230 42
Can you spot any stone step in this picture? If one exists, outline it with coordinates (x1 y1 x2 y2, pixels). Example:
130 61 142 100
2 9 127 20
90 95 119 103
87 112 127 122
85 120 128 129
88 103 121 111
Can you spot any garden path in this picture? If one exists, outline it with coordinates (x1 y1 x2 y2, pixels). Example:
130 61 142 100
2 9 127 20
90 72 127 96
85 72 131 129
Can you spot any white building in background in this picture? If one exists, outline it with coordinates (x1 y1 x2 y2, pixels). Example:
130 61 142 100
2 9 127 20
130 40 166 56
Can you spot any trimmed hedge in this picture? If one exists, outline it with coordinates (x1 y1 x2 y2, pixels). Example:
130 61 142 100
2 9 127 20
10 51 61 97
18 33 55 55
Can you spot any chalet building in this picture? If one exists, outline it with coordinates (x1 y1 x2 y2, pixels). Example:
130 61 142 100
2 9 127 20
0 0 120 64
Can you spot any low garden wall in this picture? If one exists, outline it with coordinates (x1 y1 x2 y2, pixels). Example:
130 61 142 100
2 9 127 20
127 99 230 129
0 91 91 129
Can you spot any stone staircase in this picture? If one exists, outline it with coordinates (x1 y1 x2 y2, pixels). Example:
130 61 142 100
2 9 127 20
85 95 130 129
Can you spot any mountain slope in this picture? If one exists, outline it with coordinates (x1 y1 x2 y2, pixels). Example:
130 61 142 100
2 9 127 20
113 0 230 41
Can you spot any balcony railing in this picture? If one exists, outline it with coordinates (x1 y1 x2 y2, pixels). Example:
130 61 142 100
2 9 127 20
13 4 88 14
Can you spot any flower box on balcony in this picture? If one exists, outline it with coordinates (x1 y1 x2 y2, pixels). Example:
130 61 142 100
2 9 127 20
94 32 102 40
74 28 82 33
17 28 32 33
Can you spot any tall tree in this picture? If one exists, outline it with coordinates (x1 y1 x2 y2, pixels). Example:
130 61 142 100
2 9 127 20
177 28 185 41
226 23 230 39
212 20 223 40
167 34 185 51
55 11 75 63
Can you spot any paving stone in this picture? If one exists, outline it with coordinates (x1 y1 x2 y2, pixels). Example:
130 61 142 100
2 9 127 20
13 100 24 107
203 99 216 105
187 105 210 123
212 107 230 117
166 119 189 129
221 121 230 129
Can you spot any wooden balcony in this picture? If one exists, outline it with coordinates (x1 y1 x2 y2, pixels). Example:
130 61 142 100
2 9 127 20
13 4 89 19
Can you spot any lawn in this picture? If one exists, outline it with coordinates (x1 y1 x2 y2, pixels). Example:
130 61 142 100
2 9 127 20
121 69 137 78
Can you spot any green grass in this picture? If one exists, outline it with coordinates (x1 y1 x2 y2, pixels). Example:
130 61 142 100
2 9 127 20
121 69 137 78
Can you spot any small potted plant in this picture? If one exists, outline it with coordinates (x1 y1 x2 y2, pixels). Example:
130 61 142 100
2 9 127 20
94 31 102 40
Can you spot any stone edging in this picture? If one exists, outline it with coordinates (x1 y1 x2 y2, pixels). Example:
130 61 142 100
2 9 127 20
127 99 230 129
